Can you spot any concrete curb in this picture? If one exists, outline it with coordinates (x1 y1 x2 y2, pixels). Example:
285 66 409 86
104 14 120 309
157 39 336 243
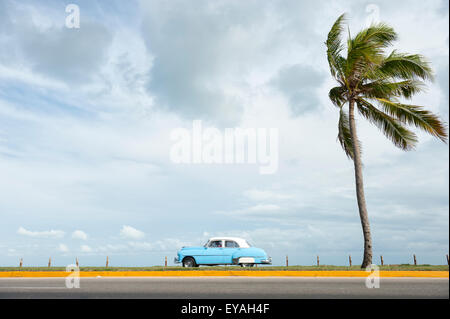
0 270 448 278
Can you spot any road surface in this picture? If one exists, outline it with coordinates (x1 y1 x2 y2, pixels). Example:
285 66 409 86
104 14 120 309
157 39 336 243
0 277 447 298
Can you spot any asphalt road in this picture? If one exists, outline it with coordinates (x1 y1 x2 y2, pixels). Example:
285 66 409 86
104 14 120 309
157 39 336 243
0 277 448 299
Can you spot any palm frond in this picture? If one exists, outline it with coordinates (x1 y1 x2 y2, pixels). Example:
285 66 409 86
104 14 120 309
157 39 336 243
376 98 448 142
376 51 434 81
329 86 347 107
354 23 397 49
338 107 356 159
360 80 425 100
326 13 347 79
346 23 397 79
326 14 445 157
356 98 418 150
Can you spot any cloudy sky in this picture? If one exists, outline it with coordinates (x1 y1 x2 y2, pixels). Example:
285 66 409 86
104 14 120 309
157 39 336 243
0 0 448 267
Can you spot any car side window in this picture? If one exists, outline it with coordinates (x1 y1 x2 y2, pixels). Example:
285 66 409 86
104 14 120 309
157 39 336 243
225 241 239 248
208 240 222 248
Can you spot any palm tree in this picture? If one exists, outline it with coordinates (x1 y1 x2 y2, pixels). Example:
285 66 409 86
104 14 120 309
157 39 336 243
326 14 448 268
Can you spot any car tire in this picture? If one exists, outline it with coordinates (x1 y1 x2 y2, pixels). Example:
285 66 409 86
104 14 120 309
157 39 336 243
182 257 196 268
240 263 254 268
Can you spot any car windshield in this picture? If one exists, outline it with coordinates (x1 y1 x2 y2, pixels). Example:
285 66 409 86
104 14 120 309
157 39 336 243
245 240 252 247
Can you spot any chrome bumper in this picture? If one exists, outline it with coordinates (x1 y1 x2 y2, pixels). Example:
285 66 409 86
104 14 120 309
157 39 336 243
233 257 272 265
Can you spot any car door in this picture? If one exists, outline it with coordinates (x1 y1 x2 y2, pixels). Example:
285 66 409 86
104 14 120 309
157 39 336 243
223 240 240 264
202 240 226 264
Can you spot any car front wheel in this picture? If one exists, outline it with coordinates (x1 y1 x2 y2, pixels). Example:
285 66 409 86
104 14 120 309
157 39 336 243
240 263 254 268
182 257 196 268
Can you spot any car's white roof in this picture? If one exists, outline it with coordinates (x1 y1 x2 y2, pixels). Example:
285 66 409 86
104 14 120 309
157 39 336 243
207 237 250 248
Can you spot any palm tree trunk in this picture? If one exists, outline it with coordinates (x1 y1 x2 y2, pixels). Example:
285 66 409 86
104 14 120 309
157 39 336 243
348 99 373 268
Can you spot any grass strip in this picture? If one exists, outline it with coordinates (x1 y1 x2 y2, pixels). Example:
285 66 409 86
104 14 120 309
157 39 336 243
0 264 447 272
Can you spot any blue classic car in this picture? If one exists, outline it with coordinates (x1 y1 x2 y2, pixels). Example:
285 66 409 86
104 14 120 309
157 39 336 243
174 237 272 267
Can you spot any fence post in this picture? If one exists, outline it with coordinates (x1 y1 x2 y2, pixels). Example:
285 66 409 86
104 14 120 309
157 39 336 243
48 257 51 268
106 256 109 268
447 254 449 266
349 255 352 267
19 258 23 268
286 255 288 267
413 254 417 266
76 257 79 267
380 255 384 266
317 255 320 267
165 256 167 267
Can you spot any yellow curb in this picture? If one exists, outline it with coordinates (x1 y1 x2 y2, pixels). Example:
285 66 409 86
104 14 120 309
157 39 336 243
0 271 448 278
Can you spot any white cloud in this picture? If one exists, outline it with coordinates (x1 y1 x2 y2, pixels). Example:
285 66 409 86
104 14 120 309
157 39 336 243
80 245 92 253
71 230 88 240
139 0 325 124
217 204 281 217
120 225 145 239
17 227 65 238
244 189 293 201
97 244 128 253
58 243 69 253
0 2 113 85
128 238 187 252
246 204 281 212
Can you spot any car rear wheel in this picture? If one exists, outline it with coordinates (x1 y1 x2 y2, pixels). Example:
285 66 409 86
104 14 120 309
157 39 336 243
240 263 254 268
182 257 196 268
